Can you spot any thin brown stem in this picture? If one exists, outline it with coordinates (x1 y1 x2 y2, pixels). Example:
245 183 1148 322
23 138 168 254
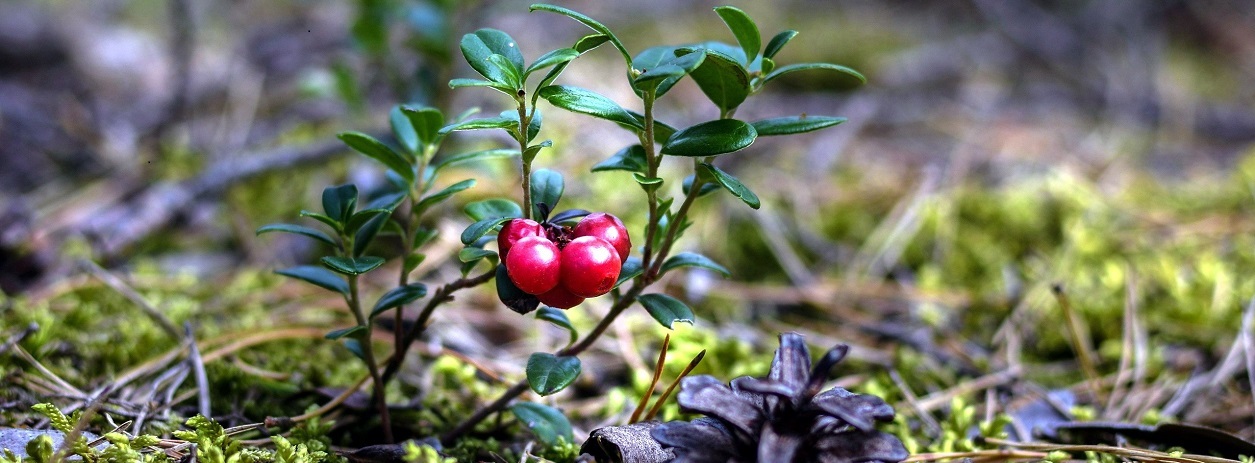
517 96 534 220
347 276 393 443
639 90 659 272
380 268 497 385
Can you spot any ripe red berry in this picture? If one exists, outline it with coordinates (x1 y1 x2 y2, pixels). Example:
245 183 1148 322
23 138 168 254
497 218 545 258
504 236 561 295
537 285 585 309
573 213 630 263
560 236 621 298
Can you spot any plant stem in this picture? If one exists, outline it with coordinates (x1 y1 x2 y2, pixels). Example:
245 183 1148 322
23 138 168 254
347 275 394 443
393 144 435 377
380 268 497 385
516 95 534 220
647 163 705 277
639 90 660 272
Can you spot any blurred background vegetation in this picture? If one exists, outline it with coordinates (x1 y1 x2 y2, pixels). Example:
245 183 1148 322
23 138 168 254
5 0 1255 456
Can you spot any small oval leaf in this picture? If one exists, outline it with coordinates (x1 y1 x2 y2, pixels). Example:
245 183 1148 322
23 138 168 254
256 224 337 247
763 62 866 85
526 352 582 396
276 265 348 295
390 106 419 155
638 293 695 329
661 119 757 157
465 198 524 222
511 402 574 446
371 283 428 318
537 307 578 347
763 30 798 59
461 28 525 84
416 179 477 212
687 48 751 113
461 216 513 245
524 48 580 78
434 148 519 172
661 252 731 277
615 257 644 289
714 6 760 64
438 116 515 135
322 184 358 222
699 162 761 209
321 256 386 276
325 325 367 340
537 85 639 130
458 247 498 263
400 105 445 147
530 169 564 219
337 132 414 184
751 115 847 136
592 145 648 173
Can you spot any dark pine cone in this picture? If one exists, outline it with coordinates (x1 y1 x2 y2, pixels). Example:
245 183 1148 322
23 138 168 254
650 333 909 463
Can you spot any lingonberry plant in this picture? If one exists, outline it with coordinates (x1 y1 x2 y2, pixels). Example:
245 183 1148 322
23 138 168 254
258 2 864 450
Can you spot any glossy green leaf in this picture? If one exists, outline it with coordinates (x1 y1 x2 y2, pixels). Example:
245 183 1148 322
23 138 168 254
400 105 445 147
614 257 643 289
460 28 525 84
592 145 647 173
448 78 513 96
699 162 760 209
661 119 757 157
353 213 390 257
532 34 610 106
320 256 386 275
343 338 367 361
300 210 341 232
682 174 721 197
486 53 523 90
461 216 512 245
497 263 540 314
752 115 847 136
633 173 663 192
437 116 515 135
276 265 348 295
537 85 638 130
256 224 337 247
322 184 358 222
548 209 591 225
465 198 523 222
529 4 631 65
325 325 366 340
371 283 428 318
337 132 414 184
763 62 866 84
763 30 798 59
536 307 578 346
511 402 574 446
404 253 425 274
416 179 476 212
633 48 706 96
522 140 553 164
363 191 406 211
530 169 564 218
434 148 519 172
413 227 438 249
638 293 695 329
714 6 760 64
458 247 497 263
524 48 580 79
345 208 391 235
390 106 419 155
661 252 731 277
761 56 775 75
526 352 581 396
686 48 751 113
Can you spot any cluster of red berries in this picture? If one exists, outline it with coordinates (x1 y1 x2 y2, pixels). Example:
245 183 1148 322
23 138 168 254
498 212 629 309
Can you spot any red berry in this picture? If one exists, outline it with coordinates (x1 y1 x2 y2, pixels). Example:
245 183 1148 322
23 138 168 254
505 236 561 295
537 285 585 309
560 236 621 298
573 213 631 263
497 219 545 258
